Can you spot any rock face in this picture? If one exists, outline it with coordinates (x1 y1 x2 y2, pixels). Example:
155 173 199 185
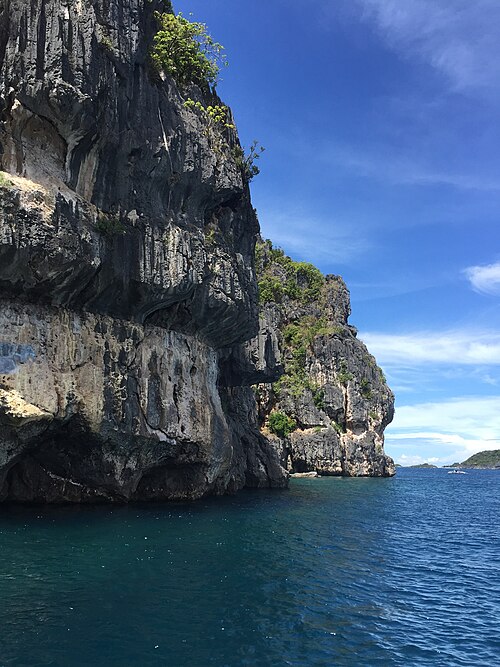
253 241 395 477
0 0 286 501
0 1 393 503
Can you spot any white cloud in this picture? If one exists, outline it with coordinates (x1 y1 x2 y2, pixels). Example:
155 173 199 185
360 330 500 365
352 0 500 96
481 374 498 386
391 397 500 440
396 454 442 466
386 396 500 464
464 261 500 295
362 329 500 462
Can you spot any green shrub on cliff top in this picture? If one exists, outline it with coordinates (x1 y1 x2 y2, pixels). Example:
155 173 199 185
256 242 325 305
256 241 330 403
151 11 226 87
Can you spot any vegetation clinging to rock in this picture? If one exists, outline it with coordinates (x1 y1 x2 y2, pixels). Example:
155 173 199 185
252 239 394 476
268 411 297 438
184 99 234 129
232 141 265 182
95 212 126 237
183 98 235 154
274 316 333 401
0 172 13 188
151 11 226 87
256 241 325 305
255 241 332 403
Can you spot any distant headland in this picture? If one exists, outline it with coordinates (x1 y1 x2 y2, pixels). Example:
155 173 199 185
407 463 438 469
445 450 500 470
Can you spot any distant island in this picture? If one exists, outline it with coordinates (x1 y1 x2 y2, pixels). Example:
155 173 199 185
446 450 500 469
407 463 438 469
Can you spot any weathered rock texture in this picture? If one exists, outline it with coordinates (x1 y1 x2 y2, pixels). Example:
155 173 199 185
0 1 393 503
254 241 395 477
0 0 286 501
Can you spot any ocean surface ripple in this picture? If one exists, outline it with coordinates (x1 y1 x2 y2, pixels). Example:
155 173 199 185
0 468 499 666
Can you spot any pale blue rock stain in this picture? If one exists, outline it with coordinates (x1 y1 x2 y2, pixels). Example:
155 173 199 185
0 342 36 374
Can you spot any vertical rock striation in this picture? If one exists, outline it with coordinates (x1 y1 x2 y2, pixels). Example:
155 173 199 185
0 0 286 501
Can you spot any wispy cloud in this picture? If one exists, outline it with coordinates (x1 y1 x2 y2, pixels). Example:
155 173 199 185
259 207 370 265
360 330 500 365
396 454 442 467
335 147 500 192
393 396 500 439
386 396 500 464
465 261 500 295
352 0 500 96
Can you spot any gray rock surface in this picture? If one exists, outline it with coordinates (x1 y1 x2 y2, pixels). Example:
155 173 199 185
0 0 286 501
254 241 395 477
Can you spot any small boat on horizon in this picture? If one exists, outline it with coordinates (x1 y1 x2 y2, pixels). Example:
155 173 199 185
448 469 467 475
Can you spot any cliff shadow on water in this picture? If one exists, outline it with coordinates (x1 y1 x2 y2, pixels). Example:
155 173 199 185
0 0 394 503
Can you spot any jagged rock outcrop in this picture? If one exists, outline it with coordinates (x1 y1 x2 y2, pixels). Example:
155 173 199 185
254 241 395 477
0 0 286 501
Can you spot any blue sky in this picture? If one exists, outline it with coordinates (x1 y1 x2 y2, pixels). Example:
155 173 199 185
177 0 500 466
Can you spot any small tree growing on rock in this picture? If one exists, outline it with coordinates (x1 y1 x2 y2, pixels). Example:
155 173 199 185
151 11 227 87
268 411 297 438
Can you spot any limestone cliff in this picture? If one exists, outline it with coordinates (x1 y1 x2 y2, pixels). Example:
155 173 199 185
253 241 395 477
0 1 393 503
0 0 285 501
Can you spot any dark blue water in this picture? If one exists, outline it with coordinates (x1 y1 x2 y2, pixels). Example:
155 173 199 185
1 469 499 667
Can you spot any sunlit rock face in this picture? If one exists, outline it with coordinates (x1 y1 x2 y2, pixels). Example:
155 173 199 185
0 0 286 501
253 242 395 478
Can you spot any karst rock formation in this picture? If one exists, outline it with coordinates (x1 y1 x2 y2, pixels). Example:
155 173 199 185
0 0 394 502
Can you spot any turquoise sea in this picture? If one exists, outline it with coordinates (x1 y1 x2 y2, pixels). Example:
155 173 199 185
1 468 499 666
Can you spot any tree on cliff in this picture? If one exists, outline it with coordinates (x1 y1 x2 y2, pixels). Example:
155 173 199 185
151 11 226 87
